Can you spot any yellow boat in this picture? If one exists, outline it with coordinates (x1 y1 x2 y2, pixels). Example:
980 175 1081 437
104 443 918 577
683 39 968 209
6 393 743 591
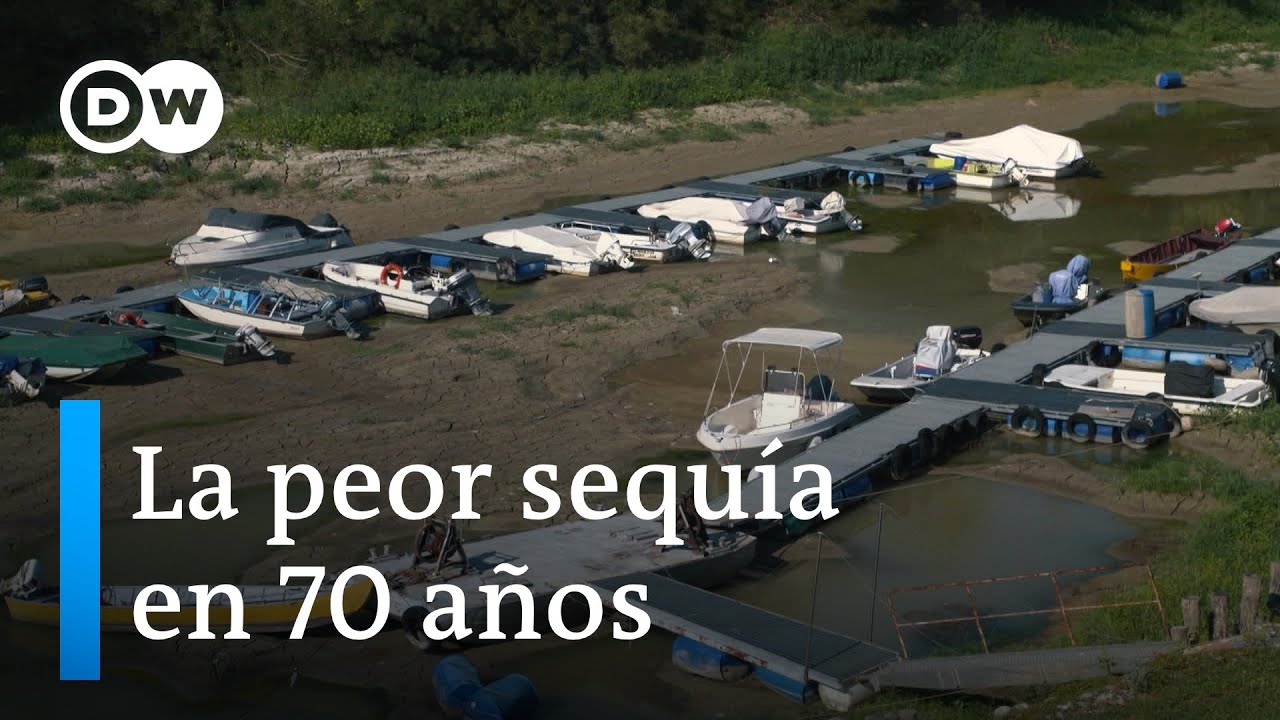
0 276 59 316
2 560 373 633
918 156 1016 189
1119 227 1238 283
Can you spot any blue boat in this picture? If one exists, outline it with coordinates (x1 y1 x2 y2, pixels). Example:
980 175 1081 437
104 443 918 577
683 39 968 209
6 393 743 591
177 270 375 340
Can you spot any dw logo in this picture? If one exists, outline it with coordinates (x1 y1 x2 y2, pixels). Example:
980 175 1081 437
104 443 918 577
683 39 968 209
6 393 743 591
60 60 224 155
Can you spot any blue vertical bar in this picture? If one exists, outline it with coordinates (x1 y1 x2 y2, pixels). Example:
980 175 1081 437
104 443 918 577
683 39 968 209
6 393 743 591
60 399 100 681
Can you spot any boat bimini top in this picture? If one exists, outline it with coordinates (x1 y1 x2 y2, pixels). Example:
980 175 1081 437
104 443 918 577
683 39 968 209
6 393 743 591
706 328 845 413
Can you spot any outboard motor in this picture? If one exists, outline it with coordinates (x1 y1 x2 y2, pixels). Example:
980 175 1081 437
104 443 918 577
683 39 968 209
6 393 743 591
318 299 366 340
668 221 715 261
953 326 983 350
741 197 786 239
1215 217 1242 236
594 236 635 270
441 269 492 316
235 324 276 358
820 190 863 232
1 356 46 401
0 558 41 599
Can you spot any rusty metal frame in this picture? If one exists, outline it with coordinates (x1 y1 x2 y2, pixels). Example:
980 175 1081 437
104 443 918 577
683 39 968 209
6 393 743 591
885 562 1168 658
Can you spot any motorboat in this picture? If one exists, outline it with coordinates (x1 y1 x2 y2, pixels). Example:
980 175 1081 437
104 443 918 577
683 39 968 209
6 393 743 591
1122 220 1243 282
0 559 372 633
1043 363 1270 414
322 260 492 319
481 226 634 276
929 125 1089 180
177 274 375 339
104 309 277 364
168 208 354 268
0 330 148 382
636 196 786 244
1011 255 1110 328
696 328 863 467
777 192 863 234
554 220 715 262
850 325 989 403
0 355 46 402
907 156 1018 189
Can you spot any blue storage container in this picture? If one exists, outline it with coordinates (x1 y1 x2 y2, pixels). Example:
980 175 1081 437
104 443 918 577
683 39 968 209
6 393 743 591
1155 71 1183 89
753 665 818 704
1227 354 1258 374
465 674 538 720
1249 265 1268 283
434 655 483 718
1121 346 1167 371
430 254 456 269
672 636 751 682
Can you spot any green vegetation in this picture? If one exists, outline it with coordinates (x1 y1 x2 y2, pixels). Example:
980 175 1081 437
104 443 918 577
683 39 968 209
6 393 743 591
0 242 170 277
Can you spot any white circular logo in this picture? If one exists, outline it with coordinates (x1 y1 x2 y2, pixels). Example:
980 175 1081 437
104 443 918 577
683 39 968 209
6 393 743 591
60 59 224 155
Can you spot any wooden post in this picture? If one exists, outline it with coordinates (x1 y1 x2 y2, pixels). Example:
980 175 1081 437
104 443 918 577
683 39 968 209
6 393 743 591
1211 592 1230 640
1241 574 1262 634
1180 595 1200 641
1170 625 1189 643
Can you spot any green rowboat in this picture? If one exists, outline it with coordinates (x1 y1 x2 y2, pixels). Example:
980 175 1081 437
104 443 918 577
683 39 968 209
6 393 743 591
107 309 275 365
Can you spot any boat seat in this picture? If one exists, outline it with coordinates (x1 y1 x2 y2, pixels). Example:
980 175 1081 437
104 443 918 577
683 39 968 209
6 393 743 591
755 392 804 429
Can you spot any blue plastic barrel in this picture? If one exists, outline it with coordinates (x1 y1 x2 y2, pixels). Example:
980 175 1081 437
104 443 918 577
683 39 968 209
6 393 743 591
1155 71 1183 89
1122 346 1167 371
753 665 818 703
672 636 752 682
434 655 483 718
465 674 538 720
1168 350 1211 367
1226 354 1258 375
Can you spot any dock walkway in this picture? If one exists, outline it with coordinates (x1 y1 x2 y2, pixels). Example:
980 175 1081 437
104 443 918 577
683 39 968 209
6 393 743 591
591 572 898 690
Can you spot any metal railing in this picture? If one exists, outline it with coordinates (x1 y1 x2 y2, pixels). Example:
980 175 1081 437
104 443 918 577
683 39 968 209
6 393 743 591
885 562 1168 658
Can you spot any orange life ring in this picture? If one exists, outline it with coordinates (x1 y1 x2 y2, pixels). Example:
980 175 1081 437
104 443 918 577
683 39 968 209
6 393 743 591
114 311 144 326
379 263 405 288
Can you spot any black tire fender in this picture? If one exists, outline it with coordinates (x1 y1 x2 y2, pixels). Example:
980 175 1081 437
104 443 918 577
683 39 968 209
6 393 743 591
1010 405 1046 437
1065 412 1096 443
917 427 938 463
887 443 912 482
1122 417 1157 450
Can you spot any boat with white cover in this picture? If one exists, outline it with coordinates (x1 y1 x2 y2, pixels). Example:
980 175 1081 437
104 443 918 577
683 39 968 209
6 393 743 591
777 192 863 234
636 196 785 244
481 226 634 276
1043 363 1270 414
321 260 492 319
850 325 989 403
696 328 863 467
554 220 715 262
1190 287 1280 335
169 208 354 268
178 275 375 339
929 125 1088 180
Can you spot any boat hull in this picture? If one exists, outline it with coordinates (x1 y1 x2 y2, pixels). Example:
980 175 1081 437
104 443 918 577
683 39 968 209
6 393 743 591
177 297 335 339
697 405 862 468
171 233 352 269
321 264 456 320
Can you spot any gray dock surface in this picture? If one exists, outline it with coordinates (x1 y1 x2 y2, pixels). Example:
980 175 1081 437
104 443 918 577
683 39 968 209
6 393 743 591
592 572 898 689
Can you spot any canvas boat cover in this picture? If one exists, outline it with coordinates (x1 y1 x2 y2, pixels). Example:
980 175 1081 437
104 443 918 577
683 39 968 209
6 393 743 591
483 227 605 264
725 327 843 351
914 325 956 378
203 207 314 235
0 289 24 314
638 196 774 226
1190 286 1280 325
930 125 1084 174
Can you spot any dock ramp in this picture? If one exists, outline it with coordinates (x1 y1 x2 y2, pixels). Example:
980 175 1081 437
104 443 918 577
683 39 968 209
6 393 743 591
872 641 1178 690
591 572 897 690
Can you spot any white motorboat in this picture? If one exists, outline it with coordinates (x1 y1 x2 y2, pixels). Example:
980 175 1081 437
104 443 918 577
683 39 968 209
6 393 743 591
554 220 715 262
1043 363 1271 414
636 196 785 244
929 125 1088 180
482 226 634 276
697 328 863 467
177 275 375 340
851 326 989 403
777 192 864 234
169 208 355 268
321 260 491 319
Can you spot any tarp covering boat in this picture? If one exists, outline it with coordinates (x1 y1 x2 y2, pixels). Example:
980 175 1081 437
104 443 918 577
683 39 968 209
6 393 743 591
930 125 1084 176
913 326 957 378
202 207 321 236
1190 287 1280 325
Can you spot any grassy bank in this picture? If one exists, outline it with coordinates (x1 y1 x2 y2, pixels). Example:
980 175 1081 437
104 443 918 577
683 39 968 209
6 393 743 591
3 5 1280 212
